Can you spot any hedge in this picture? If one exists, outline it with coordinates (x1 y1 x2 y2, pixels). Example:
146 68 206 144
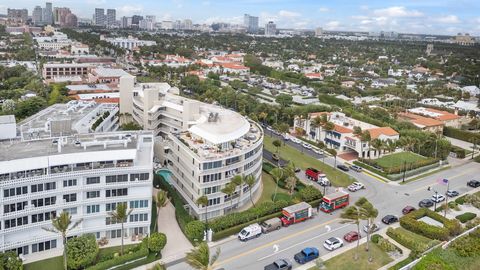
386 228 432 256
399 208 462 241
450 145 466 159
444 126 480 143
86 246 149 270
358 157 438 175
455 212 477 223
455 195 467 205
353 160 389 178
371 234 382 244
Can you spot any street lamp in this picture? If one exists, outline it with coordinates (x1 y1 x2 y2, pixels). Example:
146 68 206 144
433 190 438 211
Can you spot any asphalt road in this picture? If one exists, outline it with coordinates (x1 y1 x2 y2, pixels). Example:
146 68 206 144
168 133 480 270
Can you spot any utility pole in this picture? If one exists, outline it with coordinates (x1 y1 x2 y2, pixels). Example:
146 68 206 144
444 180 449 218
434 190 438 211
471 138 476 160
402 160 407 183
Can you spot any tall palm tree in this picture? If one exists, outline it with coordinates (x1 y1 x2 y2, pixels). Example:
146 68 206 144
385 139 397 153
153 189 169 232
356 197 378 262
196 195 209 233
270 167 284 202
185 242 220 270
221 182 236 213
329 148 338 168
311 116 323 141
340 206 363 261
244 174 256 207
109 202 133 255
42 211 82 270
283 162 298 197
370 139 383 158
232 175 244 206
361 131 371 159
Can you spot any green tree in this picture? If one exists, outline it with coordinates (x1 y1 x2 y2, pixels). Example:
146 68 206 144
244 174 256 207
270 167 284 202
232 175 244 206
148 232 167 254
275 94 293 107
222 182 237 213
196 195 209 232
109 203 133 256
42 211 83 270
340 206 364 260
66 234 99 269
272 139 282 153
185 242 220 270
283 162 298 197
0 251 23 270
356 197 379 262
153 190 169 232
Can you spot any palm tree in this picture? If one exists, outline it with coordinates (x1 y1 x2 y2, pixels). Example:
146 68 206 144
329 148 338 168
185 242 220 270
272 139 282 153
232 175 244 206
244 174 256 207
361 131 371 159
270 167 284 202
385 139 396 153
340 206 363 261
283 162 298 197
356 197 378 262
153 189 169 232
196 195 209 232
42 211 82 270
311 116 323 141
370 139 383 158
324 122 335 132
109 202 133 255
221 182 236 213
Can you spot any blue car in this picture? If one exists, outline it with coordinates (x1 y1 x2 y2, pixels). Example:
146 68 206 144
293 247 319 264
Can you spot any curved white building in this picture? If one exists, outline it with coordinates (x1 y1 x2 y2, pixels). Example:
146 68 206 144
120 77 264 219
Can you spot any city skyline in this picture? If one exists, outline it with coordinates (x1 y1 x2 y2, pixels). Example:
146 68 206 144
1 0 480 35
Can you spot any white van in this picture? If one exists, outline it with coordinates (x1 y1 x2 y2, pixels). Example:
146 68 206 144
238 223 262 241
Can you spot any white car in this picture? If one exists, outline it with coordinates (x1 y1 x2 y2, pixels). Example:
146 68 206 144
291 138 301 144
348 182 365 192
363 222 381 233
432 194 446 203
302 143 312 149
318 174 330 186
323 237 344 251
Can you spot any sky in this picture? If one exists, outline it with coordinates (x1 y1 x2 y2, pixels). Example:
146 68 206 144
2 0 480 35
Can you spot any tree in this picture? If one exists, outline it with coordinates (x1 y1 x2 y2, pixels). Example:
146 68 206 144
153 190 169 232
324 122 335 132
340 206 363 260
270 167 284 202
42 211 82 270
148 232 167 254
109 202 133 256
232 175 244 206
0 251 23 270
360 131 372 159
275 93 293 107
328 148 338 167
370 138 384 158
66 234 99 270
196 196 209 233
356 197 378 262
311 116 323 141
185 242 220 270
222 182 236 213
244 174 256 207
385 139 397 153
272 139 282 153
283 162 298 197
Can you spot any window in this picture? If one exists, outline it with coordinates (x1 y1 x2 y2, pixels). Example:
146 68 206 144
86 191 100 199
106 217 118 225
63 193 77 203
63 207 77 215
63 179 77 187
5 216 28 229
87 205 100 214
110 229 122 238
130 200 148 208
106 202 125 211
226 156 240 165
130 173 149 181
86 177 100 184
204 186 220 195
202 173 222 183
202 161 222 170
31 183 44 193
4 186 28 197
129 213 148 222
4 201 27 214
32 240 57 253
106 174 128 183
45 182 56 190
106 188 128 197
208 197 221 206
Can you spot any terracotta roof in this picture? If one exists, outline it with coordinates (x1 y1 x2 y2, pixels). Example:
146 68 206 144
398 112 444 127
221 63 249 70
308 112 329 119
367 127 398 139
424 108 460 121
334 124 353 134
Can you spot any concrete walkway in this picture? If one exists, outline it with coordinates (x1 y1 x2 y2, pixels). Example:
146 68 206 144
444 136 475 150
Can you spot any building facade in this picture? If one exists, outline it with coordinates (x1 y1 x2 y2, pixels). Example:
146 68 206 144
244 14 259 33
103 36 156 50
106 9 116 27
94 8 105 26
7 9 28 24
32 6 43 25
42 63 90 80
0 131 153 258
265 21 277 36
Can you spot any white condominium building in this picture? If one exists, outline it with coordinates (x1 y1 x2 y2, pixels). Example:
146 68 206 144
102 36 156 50
120 78 264 219
0 131 154 258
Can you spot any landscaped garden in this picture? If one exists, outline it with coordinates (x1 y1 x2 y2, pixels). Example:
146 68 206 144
374 152 430 169
264 134 354 187
257 171 290 205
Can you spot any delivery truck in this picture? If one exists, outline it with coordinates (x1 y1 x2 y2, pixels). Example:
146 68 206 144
320 191 349 213
280 202 313 226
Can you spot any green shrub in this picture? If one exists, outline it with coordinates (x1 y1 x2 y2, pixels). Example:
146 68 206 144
296 185 323 202
86 245 149 270
358 157 438 175
400 208 462 240
386 228 430 255
66 234 99 270
262 162 275 173
0 251 23 270
212 212 282 241
147 232 167 253
450 145 466 158
449 228 480 257
455 212 477 223
371 234 382 244
377 238 397 253
412 248 455 270
443 126 480 143
455 195 467 205
184 220 205 242
465 217 480 229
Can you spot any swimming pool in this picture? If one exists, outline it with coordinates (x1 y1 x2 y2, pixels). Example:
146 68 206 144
156 169 172 185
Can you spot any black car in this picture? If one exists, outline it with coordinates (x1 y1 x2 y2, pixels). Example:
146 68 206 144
264 259 292 270
337 165 349 171
382 215 398 225
467 180 480 188
418 199 434 208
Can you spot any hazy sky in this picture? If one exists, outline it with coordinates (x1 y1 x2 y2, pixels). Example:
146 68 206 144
2 0 480 35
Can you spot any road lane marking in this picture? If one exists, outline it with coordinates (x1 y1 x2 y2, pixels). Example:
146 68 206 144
213 218 340 267
362 170 387 183
412 169 475 193
256 224 351 261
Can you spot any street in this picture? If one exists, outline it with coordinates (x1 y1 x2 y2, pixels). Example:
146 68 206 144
168 133 480 270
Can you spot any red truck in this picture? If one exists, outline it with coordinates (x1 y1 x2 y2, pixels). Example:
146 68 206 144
281 202 313 226
320 191 349 213
305 168 322 181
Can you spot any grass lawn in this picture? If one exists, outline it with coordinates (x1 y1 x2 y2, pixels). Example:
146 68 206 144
257 172 290 205
374 152 428 169
309 243 393 270
264 135 354 187
389 228 437 250
24 244 138 270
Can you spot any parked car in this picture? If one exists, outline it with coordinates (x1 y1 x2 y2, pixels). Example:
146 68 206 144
313 149 324 155
418 199 434 208
291 138 302 144
260 217 282 233
467 180 480 188
272 153 280 161
323 237 344 251
402 206 416 215
349 165 363 172
238 224 262 241
337 164 349 171
302 143 312 149
363 222 380 233
348 182 365 192
381 215 398 225
446 190 459 197
294 247 319 264
264 259 292 270
343 231 361 242
431 194 446 203
294 167 301 173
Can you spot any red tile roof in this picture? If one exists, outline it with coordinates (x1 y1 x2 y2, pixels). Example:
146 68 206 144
334 124 353 134
367 127 398 139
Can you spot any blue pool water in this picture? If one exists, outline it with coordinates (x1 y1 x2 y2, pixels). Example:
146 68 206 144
157 169 172 184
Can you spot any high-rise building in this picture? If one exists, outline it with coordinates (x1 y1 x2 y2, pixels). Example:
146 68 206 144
64 13 78 28
182 19 193 30
244 14 259 33
121 16 132 28
131 15 144 26
315 27 323 37
32 6 43 25
54 7 72 26
140 16 156 31
94 8 105 26
106 9 116 27
265 21 276 36
7 9 28 24
44 2 53 25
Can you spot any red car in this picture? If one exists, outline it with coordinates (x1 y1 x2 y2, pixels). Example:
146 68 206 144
343 231 361 242
402 206 416 215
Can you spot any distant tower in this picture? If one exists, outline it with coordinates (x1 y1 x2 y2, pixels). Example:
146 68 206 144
426 44 434 56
